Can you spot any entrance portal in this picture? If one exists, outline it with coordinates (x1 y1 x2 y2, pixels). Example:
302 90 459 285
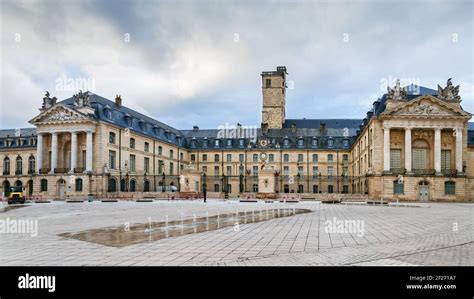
419 181 429 201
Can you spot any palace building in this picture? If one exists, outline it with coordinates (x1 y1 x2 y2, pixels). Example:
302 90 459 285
1 66 473 201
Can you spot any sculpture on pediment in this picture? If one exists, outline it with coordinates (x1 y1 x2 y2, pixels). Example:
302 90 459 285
387 79 406 101
44 108 81 122
73 90 91 107
437 78 461 102
410 102 440 115
41 91 57 110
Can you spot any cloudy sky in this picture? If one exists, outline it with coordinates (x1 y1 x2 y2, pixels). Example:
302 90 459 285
1 0 473 130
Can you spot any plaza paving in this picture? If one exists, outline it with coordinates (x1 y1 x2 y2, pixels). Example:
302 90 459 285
0 199 472 266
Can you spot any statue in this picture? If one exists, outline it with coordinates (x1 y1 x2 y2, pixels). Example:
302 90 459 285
41 91 57 110
437 78 461 102
387 79 406 101
73 90 91 107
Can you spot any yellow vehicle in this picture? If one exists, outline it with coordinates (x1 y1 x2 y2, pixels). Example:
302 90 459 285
7 186 25 204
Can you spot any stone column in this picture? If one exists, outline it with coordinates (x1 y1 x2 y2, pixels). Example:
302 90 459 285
86 130 93 172
70 132 78 173
455 128 463 173
36 133 43 173
404 128 412 173
50 132 58 174
434 128 441 175
383 127 391 172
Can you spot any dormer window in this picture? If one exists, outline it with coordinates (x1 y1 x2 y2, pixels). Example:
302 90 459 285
202 138 208 148
215 139 220 147
343 139 349 148
297 138 304 147
227 139 232 147
191 138 197 148
124 113 132 127
311 138 318 148
328 139 334 148
153 125 160 135
138 120 146 131
283 138 289 147
104 105 113 120
239 139 245 147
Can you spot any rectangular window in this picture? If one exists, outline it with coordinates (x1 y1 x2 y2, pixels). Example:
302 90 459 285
144 142 149 152
169 150 174 159
283 166 289 176
239 154 244 162
144 157 150 173
202 166 207 173
41 179 48 192
312 154 318 162
327 154 333 162
191 154 196 162
109 150 116 169
328 166 334 177
215 154 220 162
129 155 136 172
412 149 427 170
214 166 219 176
312 185 318 193
75 179 83 192
297 166 304 176
169 162 174 175
284 154 289 162
441 150 451 171
269 154 274 162
227 154 232 162
312 166 319 177
226 166 232 175
158 160 164 174
342 185 349 193
445 181 455 195
202 154 207 161
393 182 404 194
390 149 401 169
252 166 258 176
328 185 334 193
253 154 258 162
265 78 271 87
158 146 162 155
298 154 303 162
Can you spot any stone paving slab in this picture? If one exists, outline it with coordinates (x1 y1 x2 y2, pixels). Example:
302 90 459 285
0 200 472 266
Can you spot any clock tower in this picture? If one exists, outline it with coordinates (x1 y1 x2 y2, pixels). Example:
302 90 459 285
261 66 287 130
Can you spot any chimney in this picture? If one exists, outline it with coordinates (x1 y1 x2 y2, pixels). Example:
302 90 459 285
193 126 199 132
115 95 122 107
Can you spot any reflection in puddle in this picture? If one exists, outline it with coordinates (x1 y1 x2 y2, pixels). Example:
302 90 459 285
59 208 312 247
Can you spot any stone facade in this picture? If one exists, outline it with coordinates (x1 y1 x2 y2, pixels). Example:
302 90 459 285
0 70 473 201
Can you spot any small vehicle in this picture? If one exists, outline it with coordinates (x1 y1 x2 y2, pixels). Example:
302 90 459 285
7 186 25 204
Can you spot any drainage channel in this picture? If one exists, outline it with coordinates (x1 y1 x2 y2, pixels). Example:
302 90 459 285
59 208 312 247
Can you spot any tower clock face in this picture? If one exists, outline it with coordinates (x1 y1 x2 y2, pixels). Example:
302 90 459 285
260 153 267 160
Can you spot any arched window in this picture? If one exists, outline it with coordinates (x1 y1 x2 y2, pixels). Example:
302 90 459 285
144 180 150 192
444 181 455 195
108 178 117 192
40 179 48 192
120 179 126 192
28 156 35 174
393 179 404 194
129 180 136 192
109 132 116 144
15 156 22 175
3 157 10 175
75 178 83 192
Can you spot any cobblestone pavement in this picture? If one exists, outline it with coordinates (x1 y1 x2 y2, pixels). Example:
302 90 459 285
0 200 472 266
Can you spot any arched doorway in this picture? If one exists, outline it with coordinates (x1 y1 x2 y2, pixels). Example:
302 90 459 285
419 181 429 201
57 179 66 199
144 180 150 192
2 180 10 197
129 179 136 192
27 180 33 196
108 177 117 192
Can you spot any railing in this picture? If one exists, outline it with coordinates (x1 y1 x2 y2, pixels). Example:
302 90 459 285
39 168 50 174
54 168 69 174
15 170 23 175
441 169 457 176
28 169 35 174
390 168 406 175
74 168 85 173
412 169 436 175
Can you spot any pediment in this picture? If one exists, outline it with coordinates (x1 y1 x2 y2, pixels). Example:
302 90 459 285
383 95 470 118
29 104 94 124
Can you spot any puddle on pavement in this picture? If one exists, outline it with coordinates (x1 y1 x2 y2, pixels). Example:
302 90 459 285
59 208 312 247
0 205 28 213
